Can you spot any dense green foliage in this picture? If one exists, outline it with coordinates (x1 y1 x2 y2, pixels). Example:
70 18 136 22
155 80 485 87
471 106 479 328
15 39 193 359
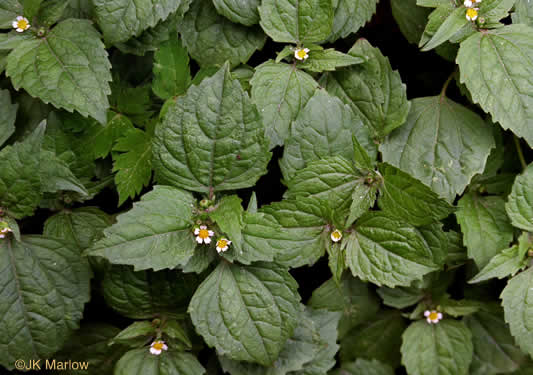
1 0 533 374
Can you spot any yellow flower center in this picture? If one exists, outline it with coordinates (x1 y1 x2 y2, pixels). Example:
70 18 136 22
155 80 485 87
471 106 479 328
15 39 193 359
217 239 228 248
17 19 28 29
152 341 164 350
296 49 307 59
332 230 342 240
198 229 209 239
429 311 439 320
466 8 478 19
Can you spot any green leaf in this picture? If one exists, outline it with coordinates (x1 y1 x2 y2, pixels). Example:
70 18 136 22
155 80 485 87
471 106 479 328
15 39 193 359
0 123 44 219
501 267 533 357
334 359 394 375
437 296 482 317
83 112 134 160
297 48 364 72
401 320 473 375
340 311 407 368
181 243 217 274
258 0 333 43
308 275 379 339
112 128 153 205
421 7 469 51
153 64 271 193
162 320 192 348
391 0 432 45
280 89 375 182
0 236 91 370
418 4 453 47
110 321 155 346
378 163 454 226
352 135 374 171
456 193 514 268
22 0 42 19
39 149 88 196
480 0 517 23
209 194 244 251
102 265 200 319
346 183 378 226
212 0 260 26
326 0 379 42
250 61 318 148
457 24 533 147
377 286 425 309
447 234 468 270
87 186 197 271
380 96 495 203
152 36 191 100
115 11 184 56
37 0 70 26
109 81 154 125
465 310 525 375
285 157 362 220
346 212 440 287
221 210 281 265
43 207 113 250
92 0 191 44
53 323 128 375
3 216 20 242
513 0 533 26
188 262 301 366
506 162 533 231
62 0 94 20
179 0 266 68
219 307 335 375
470 238 530 284
258 198 327 268
326 241 345 285
292 308 342 375
0 89 17 147
321 39 410 140
231 64 254 91
0 1 23 29
6 19 112 124
114 349 205 375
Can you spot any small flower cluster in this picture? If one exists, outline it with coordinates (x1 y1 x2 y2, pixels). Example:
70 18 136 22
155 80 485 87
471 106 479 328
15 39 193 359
0 221 12 239
149 340 168 355
424 310 443 324
193 225 232 253
12 16 30 32
464 0 481 21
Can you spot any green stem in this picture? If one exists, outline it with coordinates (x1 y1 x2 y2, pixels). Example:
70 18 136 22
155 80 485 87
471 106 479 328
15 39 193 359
440 70 456 101
514 135 527 170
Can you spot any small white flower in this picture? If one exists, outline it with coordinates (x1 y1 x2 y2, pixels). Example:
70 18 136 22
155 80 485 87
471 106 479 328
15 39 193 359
294 48 310 61
194 225 214 244
464 0 481 7
216 238 232 253
424 310 443 324
330 229 342 243
12 16 30 33
149 340 168 355
0 224 12 239
466 7 479 21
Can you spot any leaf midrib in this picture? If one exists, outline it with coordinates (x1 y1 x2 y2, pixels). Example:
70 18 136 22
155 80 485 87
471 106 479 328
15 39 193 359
5 239 39 357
